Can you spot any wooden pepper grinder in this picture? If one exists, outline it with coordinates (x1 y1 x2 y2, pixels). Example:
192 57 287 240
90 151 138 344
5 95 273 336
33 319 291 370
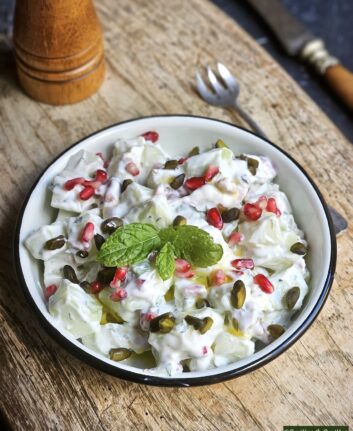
13 0 105 105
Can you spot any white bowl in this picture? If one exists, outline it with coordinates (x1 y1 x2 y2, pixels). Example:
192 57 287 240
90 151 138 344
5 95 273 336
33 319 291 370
15 115 336 386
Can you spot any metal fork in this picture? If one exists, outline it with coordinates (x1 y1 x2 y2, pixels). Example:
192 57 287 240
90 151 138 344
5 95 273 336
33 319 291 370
195 63 347 236
196 63 267 139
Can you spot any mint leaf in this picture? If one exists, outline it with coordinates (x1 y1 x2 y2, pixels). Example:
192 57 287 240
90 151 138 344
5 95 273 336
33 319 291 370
158 226 178 248
156 242 175 280
97 223 160 267
159 225 223 267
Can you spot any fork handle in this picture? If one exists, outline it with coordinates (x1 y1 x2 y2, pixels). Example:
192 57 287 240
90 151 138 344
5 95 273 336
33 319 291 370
233 104 268 139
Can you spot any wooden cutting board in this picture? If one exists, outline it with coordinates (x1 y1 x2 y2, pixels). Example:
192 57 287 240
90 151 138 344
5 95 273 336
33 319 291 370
0 0 352 429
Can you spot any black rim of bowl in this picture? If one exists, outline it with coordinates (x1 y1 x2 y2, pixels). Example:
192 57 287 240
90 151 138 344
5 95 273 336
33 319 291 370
14 115 337 387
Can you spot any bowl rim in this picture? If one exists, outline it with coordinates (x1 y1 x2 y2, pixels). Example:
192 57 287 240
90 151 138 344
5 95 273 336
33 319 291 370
14 114 337 387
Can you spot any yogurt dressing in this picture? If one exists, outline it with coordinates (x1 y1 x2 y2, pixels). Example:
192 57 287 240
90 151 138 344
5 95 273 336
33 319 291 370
25 133 310 376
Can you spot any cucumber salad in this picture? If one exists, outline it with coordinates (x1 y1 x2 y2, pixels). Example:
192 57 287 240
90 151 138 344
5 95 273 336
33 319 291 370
25 131 309 376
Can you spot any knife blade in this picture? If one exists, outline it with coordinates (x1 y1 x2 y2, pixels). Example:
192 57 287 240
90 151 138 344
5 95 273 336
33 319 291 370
246 0 315 56
244 0 338 71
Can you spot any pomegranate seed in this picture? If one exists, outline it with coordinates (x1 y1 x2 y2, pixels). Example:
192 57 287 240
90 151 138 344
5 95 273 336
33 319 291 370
64 177 85 190
178 157 188 164
110 267 127 288
175 259 191 273
231 258 254 270
255 195 268 209
142 131 159 143
125 162 140 176
185 176 205 190
145 312 157 321
206 207 223 229
265 197 276 212
243 203 262 221
110 288 127 301
81 222 95 243
266 197 281 217
228 231 244 246
82 179 102 189
232 270 244 276
253 274 274 294
44 284 57 300
95 169 108 183
210 270 226 286
175 269 195 278
79 186 95 200
204 165 219 182
202 346 209 355
90 281 104 294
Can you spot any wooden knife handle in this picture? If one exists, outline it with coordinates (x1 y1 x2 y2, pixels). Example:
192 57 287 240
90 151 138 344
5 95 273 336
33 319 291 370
324 64 353 111
301 40 353 111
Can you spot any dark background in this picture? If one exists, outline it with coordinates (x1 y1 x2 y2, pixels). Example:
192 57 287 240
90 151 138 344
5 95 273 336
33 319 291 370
1 0 352 143
212 0 353 143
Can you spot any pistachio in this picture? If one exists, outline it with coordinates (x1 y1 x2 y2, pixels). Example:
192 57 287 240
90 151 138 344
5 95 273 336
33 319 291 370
97 267 116 284
149 312 175 333
164 285 175 302
109 348 132 362
224 312 231 326
79 281 91 293
121 179 133 192
263 267 275 276
185 315 213 334
231 317 239 332
188 146 200 156
164 159 179 169
101 217 123 235
195 298 210 309
246 157 259 175
268 324 285 339
286 286 300 310
290 242 307 255
221 207 240 223
44 235 66 251
184 315 203 330
290 309 301 322
237 154 259 175
199 316 213 334
173 215 187 226
76 250 89 258
170 173 185 190
158 316 175 333
94 233 105 250
182 360 191 372
63 265 79 284
230 280 246 309
215 139 228 149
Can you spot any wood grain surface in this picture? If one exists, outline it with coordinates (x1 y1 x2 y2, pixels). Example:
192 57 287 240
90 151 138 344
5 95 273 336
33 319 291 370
0 0 352 429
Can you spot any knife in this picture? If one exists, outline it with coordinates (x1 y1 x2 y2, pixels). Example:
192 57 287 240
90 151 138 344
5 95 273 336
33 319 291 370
246 0 353 110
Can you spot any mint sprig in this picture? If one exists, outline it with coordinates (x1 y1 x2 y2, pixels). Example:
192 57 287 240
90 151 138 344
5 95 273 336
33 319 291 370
97 222 223 277
155 242 175 281
97 223 160 267
159 225 223 267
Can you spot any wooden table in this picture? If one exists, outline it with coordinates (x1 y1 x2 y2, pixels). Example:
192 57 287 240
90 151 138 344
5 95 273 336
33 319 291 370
0 0 352 429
